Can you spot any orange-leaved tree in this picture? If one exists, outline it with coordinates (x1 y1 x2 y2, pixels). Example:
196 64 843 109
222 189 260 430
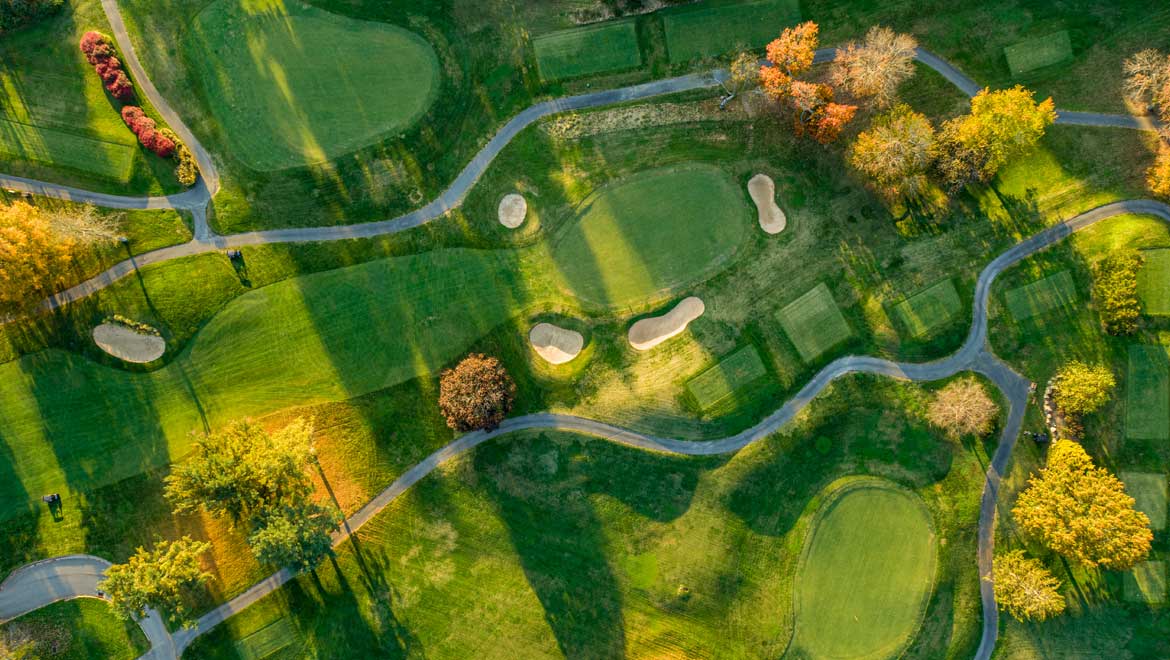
0 200 75 315
761 21 857 144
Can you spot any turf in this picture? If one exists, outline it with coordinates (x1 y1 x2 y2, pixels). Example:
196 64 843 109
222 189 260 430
1003 31 1073 77
233 617 295 659
1003 270 1077 322
777 283 853 362
1138 249 1170 316
532 20 641 82
891 279 962 339
1124 561 1167 605
0 598 149 660
551 165 749 308
686 345 767 411
185 0 441 171
662 0 802 62
789 479 936 660
1126 345 1170 441
1121 472 1167 531
0 118 135 182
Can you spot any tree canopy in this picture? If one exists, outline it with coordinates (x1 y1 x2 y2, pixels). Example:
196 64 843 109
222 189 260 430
438 353 516 431
990 550 1066 622
1092 250 1144 335
1054 361 1115 416
1013 440 1152 570
99 536 210 628
248 500 341 573
831 26 918 108
1149 144 1170 200
760 22 857 145
848 104 936 204
0 200 75 315
926 377 999 439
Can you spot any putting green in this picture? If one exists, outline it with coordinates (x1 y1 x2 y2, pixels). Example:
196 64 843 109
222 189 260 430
187 0 441 171
551 165 749 308
790 479 936 660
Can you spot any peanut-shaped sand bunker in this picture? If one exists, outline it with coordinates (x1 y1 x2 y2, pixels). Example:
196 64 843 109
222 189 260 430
628 297 705 351
529 322 584 364
748 174 786 234
93 323 166 363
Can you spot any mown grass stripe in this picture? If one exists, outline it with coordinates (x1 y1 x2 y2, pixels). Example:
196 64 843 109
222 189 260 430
687 345 767 411
1138 249 1170 316
1003 270 1076 322
533 20 642 82
1126 345 1170 441
1004 30 1073 76
0 117 135 182
891 279 962 339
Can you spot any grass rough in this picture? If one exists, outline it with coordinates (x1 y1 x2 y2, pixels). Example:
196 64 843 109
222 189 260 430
662 0 802 62
777 283 853 362
533 20 641 82
1124 561 1168 605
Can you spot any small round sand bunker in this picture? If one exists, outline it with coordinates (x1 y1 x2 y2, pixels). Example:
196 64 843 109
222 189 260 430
748 174 786 234
92 323 166 363
628 297 705 351
498 193 527 228
529 322 584 364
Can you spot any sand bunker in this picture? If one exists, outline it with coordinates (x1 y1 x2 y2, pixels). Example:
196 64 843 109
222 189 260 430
498 193 527 228
92 323 166 363
628 297 705 351
529 322 584 364
748 174 786 234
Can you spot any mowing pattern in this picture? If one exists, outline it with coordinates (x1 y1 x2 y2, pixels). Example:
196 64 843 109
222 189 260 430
777 283 852 362
187 0 441 171
1121 472 1167 531
1003 270 1077 321
233 617 295 659
686 345 767 411
1003 31 1073 76
791 479 936 660
891 279 962 339
1124 561 1168 605
0 119 135 182
1138 249 1170 316
533 20 642 82
552 165 748 308
1126 345 1170 441
663 0 801 62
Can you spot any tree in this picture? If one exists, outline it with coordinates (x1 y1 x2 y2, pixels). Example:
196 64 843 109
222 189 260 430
848 104 935 203
759 22 858 144
438 353 516 431
1123 49 1170 115
831 26 918 108
0 0 64 35
727 50 759 96
98 536 211 628
933 86 1056 191
1092 250 1144 335
762 21 818 86
1013 440 1152 570
926 377 999 439
248 500 341 573
165 419 314 523
0 200 75 315
1149 144 1170 200
990 550 1066 622
45 204 120 245
1053 362 1115 416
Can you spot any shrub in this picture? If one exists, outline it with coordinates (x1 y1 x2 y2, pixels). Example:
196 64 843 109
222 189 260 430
120 105 175 157
438 353 516 432
79 31 134 101
1092 250 1144 335
159 128 197 185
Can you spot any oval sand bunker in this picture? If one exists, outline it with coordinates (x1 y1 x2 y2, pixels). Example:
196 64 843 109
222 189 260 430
92 323 166 363
498 193 527 228
748 174 786 234
529 322 584 364
628 297 705 351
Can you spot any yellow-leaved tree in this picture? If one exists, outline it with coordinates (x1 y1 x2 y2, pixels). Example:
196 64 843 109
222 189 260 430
1013 440 1152 570
990 550 1066 622
0 200 75 315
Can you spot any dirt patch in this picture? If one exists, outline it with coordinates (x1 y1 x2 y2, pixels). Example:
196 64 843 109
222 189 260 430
628 297 705 351
529 322 584 364
92 323 166 363
748 174 786 234
498 193 527 228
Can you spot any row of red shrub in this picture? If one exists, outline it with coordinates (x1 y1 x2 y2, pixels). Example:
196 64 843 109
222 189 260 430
121 106 175 158
79 31 133 102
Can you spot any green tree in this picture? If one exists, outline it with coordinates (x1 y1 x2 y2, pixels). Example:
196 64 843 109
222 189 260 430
98 537 211 628
1092 250 1144 335
1054 362 1116 416
1013 440 1152 570
933 86 1056 191
990 550 1066 622
248 500 342 573
165 419 314 523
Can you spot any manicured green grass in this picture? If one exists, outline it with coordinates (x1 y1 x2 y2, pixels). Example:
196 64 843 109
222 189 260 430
532 20 641 82
789 478 936 660
1127 345 1170 441
891 279 962 339
662 0 802 62
686 345 767 411
551 165 749 308
233 617 294 659
1138 249 1170 316
0 598 148 660
186 0 441 171
0 118 135 182
0 0 180 193
1003 270 1077 322
1121 472 1167 531
777 283 853 362
1003 31 1073 76
1124 561 1167 605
